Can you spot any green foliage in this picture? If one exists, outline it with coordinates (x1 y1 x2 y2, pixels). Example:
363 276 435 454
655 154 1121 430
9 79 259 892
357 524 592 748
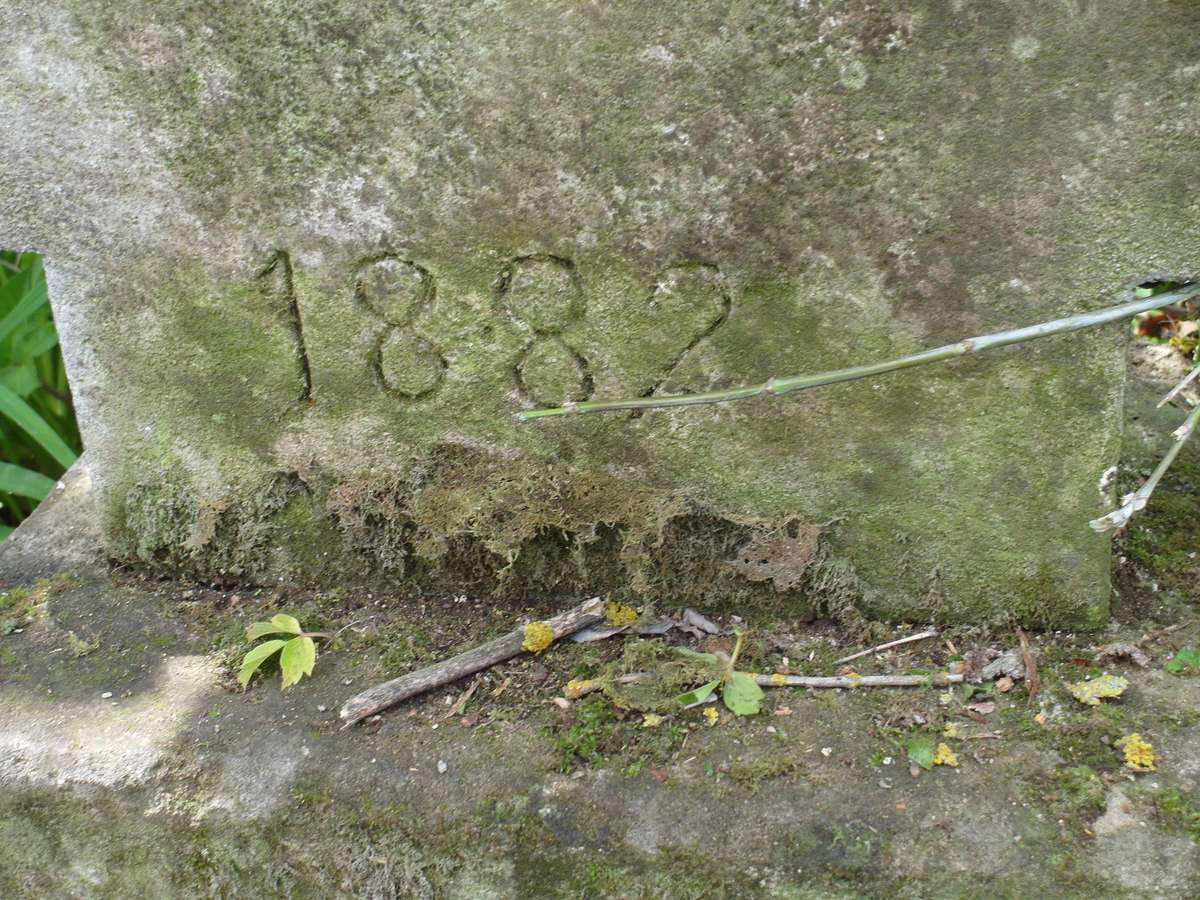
0 575 77 634
1165 647 1200 676
907 734 935 770
238 613 321 689
722 671 763 716
554 696 617 771
673 679 719 707
1148 787 1200 843
0 252 80 534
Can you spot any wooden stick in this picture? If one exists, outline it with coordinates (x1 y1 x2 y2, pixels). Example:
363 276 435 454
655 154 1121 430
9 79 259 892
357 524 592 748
833 629 938 665
340 597 604 726
1016 627 1040 706
518 283 1200 420
756 672 963 688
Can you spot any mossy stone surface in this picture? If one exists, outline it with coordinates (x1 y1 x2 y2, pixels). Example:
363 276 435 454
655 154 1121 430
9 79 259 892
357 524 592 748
2 480 1199 898
4 1 1200 622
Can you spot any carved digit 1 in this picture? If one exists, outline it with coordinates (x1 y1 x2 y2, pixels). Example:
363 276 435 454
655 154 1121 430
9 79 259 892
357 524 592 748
356 259 447 401
258 250 313 403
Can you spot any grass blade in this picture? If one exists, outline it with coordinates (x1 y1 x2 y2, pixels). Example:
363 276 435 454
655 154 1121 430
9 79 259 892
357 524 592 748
0 462 55 500
0 258 48 346
0 382 77 468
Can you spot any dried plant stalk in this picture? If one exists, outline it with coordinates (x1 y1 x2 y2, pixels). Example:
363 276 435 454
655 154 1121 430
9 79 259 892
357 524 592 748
519 284 1200 420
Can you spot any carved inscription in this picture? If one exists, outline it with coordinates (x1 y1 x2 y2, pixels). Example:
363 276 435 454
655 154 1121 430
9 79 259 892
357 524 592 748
637 263 731 400
242 253 734 411
356 259 447 400
496 255 594 406
257 250 313 403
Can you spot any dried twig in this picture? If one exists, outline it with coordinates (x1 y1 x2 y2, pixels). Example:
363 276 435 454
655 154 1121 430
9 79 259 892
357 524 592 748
834 629 938 665
1016 627 1039 706
567 669 962 701
1091 401 1200 532
340 597 604 727
519 284 1200 420
1158 363 1200 408
443 675 482 719
756 672 963 689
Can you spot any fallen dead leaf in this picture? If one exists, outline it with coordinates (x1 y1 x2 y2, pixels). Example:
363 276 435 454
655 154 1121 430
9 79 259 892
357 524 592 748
996 676 1014 693
1093 643 1151 668
726 527 822 591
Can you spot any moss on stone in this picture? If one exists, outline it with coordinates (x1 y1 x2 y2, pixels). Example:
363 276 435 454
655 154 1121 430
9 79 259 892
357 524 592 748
39 0 1200 627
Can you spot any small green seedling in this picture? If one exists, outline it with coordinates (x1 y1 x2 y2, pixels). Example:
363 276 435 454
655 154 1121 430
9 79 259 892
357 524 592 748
907 734 935 771
673 629 764 716
239 614 328 689
1165 647 1200 676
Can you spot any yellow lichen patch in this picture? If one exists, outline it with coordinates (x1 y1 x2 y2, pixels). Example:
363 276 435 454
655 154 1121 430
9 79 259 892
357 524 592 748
1119 733 1157 772
942 723 962 739
564 678 599 699
604 601 639 627
1068 675 1128 706
521 621 554 654
770 673 787 686
642 713 665 728
703 707 719 726
932 743 958 767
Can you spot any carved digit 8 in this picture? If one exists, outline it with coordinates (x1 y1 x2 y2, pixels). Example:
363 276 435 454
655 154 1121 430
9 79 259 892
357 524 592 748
356 259 447 401
496 255 593 406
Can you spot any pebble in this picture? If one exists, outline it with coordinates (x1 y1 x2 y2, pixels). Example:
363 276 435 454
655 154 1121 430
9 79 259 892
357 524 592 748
101 692 113 699
437 760 448 774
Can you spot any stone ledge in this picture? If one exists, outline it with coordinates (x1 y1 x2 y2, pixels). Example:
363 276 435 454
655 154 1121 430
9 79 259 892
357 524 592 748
1 462 1198 897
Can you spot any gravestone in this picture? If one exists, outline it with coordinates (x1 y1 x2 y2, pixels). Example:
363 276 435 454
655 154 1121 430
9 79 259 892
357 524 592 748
3 0 1200 625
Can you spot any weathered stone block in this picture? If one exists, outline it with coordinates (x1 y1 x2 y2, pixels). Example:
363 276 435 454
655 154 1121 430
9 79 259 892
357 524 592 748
4 1 1200 624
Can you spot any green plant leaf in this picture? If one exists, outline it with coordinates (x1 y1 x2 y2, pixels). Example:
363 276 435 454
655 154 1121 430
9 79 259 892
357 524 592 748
0 462 55 500
238 639 287 687
0 364 41 398
674 679 720 708
722 671 764 716
0 258 47 346
0 525 14 542
270 613 303 635
0 382 76 468
961 682 995 702
11 322 59 364
1165 647 1200 675
246 620 294 641
279 635 317 688
907 734 935 770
